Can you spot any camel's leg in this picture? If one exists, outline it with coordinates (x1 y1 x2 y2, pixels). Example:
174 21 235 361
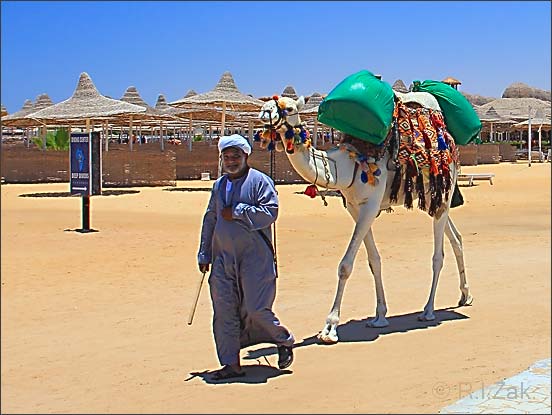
363 229 389 328
419 209 449 321
445 217 473 306
318 201 380 343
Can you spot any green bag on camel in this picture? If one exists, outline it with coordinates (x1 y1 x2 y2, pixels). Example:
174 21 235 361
412 80 482 145
318 70 395 145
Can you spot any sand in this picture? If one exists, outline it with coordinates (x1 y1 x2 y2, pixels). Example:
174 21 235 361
1 161 550 413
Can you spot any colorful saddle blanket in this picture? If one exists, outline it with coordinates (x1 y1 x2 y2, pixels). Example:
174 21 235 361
338 99 459 216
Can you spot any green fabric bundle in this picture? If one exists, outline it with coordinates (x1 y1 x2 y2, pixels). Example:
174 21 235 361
317 70 395 145
412 80 482 145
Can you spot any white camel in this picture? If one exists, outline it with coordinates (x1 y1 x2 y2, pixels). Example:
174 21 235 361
258 94 473 344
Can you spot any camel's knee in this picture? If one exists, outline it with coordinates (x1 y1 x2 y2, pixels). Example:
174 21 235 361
432 251 444 265
338 262 353 280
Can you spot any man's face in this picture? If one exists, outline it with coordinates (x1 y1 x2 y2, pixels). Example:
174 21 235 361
222 147 247 176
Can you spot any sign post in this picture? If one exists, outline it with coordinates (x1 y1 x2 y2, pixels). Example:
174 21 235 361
70 131 102 232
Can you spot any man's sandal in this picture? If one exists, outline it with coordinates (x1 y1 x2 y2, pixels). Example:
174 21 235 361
210 365 245 380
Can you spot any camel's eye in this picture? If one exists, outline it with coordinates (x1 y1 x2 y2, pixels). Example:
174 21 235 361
286 107 294 112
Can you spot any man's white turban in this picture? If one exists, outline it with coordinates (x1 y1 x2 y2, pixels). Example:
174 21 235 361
218 134 252 155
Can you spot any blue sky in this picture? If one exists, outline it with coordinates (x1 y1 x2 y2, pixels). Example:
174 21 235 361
1 1 550 113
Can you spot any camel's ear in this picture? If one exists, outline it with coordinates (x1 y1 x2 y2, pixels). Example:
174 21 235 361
297 96 305 111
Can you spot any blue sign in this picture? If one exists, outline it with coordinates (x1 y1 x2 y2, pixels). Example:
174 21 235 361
70 132 102 195
70 133 91 195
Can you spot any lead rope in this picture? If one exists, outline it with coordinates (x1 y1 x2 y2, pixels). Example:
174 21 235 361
265 111 279 278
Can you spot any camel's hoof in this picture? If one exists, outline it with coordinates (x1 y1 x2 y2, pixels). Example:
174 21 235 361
458 294 474 307
366 318 389 328
418 312 435 321
317 332 338 344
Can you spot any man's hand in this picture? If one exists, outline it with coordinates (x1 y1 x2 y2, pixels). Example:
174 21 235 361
199 263 210 273
221 207 233 221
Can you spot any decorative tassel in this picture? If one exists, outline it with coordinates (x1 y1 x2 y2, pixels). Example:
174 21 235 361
360 171 368 183
403 159 416 210
267 141 275 151
367 172 375 185
416 170 426 211
304 184 317 198
286 140 294 154
285 128 294 139
389 165 402 203
437 134 448 150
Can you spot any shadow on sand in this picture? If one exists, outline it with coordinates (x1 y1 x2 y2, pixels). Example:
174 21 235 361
244 307 469 361
163 187 211 192
19 190 140 198
185 364 292 385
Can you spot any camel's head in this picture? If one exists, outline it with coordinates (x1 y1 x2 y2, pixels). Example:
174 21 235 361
258 96 309 153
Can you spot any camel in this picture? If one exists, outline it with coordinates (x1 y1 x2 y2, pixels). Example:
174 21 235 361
258 94 473 344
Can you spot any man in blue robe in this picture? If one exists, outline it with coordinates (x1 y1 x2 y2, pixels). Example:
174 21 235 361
198 134 295 380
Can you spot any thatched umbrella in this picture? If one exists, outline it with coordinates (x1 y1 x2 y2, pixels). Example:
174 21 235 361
155 94 181 116
29 73 146 156
30 73 146 124
281 85 299 100
442 76 461 89
169 71 263 135
119 86 184 150
392 79 409 93
299 92 328 146
183 89 197 98
2 99 35 126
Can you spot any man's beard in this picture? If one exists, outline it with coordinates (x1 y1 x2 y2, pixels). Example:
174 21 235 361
224 160 246 175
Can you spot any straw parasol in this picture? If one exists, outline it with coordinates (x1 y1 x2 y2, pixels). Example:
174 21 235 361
29 72 146 124
155 94 181 116
512 117 551 131
392 79 409 93
301 92 324 116
2 99 35 126
33 93 54 111
119 86 178 122
169 71 264 134
183 89 197 98
281 85 299 100
442 76 461 87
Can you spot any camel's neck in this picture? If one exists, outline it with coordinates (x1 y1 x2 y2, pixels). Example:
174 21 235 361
285 143 357 190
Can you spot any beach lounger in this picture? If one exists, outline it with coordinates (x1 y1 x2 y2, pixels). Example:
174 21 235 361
457 173 495 186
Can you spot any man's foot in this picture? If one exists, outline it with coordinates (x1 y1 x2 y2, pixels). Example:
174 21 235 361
210 365 245 380
277 345 294 369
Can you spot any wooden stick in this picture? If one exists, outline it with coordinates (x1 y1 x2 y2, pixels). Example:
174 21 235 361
188 271 207 325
